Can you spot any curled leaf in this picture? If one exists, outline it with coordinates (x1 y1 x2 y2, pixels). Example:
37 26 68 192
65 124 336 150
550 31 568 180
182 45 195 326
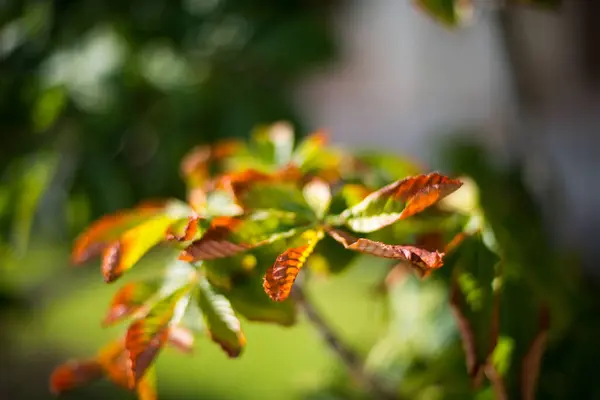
180 211 300 262
72 202 165 264
102 215 175 283
263 230 324 302
125 287 190 386
326 228 444 276
197 276 246 357
49 360 104 394
338 172 462 232
103 281 159 326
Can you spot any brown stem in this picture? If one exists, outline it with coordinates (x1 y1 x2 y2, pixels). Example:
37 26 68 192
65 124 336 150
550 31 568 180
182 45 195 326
292 280 399 400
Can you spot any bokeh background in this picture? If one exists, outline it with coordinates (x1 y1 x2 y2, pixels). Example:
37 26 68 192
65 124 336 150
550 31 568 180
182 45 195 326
2 1 600 399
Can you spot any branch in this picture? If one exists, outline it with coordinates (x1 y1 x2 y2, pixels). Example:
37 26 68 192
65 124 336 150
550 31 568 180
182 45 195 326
291 279 398 400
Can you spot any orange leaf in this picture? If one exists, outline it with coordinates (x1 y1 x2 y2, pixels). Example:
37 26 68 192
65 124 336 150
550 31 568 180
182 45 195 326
136 366 158 400
179 217 247 261
326 228 444 276
101 215 175 282
166 216 203 242
49 360 103 394
96 339 132 389
103 281 159 326
72 203 165 264
263 230 324 302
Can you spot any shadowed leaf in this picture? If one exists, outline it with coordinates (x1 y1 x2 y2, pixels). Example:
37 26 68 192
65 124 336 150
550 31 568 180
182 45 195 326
338 172 462 232
197 276 246 357
125 286 191 386
180 211 301 262
72 202 166 264
326 228 444 276
102 215 175 282
49 360 104 394
263 230 324 302
103 281 159 326
522 307 550 400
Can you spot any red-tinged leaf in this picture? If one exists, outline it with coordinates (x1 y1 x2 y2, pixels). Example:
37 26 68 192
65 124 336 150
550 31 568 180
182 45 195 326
180 145 211 188
96 339 132 389
522 307 550 400
102 215 175 282
326 228 444 276
72 203 166 264
136 366 157 400
197 276 246 357
103 281 159 326
166 216 205 242
168 325 195 353
338 172 463 232
49 360 104 394
263 230 324 302
125 287 190 385
180 211 300 262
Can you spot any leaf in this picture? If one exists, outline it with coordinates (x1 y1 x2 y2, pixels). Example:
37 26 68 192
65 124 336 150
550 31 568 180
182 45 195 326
49 360 104 394
72 202 166 264
237 181 313 216
445 233 500 386
125 286 191 385
263 229 324 302
326 228 444 276
302 178 331 219
166 216 206 242
292 130 328 169
414 0 474 27
167 325 195 353
250 121 295 167
179 211 301 262
102 215 175 282
103 281 160 326
338 172 463 233
197 276 246 357
96 339 131 389
136 365 157 400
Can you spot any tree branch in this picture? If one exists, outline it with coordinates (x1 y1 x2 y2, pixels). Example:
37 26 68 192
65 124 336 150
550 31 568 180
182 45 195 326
292 279 398 400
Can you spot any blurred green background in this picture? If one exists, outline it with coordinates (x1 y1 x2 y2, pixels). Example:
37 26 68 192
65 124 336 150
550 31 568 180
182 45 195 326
3 0 600 399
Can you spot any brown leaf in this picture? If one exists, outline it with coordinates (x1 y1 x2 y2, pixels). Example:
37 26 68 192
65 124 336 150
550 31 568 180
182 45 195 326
72 203 165 265
263 230 323 302
125 322 169 387
522 306 550 400
49 360 104 394
179 217 247 261
327 228 444 275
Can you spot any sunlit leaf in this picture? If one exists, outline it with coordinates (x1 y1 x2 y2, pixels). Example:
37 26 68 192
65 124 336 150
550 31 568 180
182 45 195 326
197 276 246 357
49 360 103 394
136 365 157 400
414 0 474 27
166 216 206 242
167 325 195 353
72 201 166 264
250 121 295 167
125 286 191 385
102 215 175 282
326 228 444 277
103 281 160 326
337 172 462 232
263 229 324 302
292 130 328 169
302 178 331 219
179 211 301 262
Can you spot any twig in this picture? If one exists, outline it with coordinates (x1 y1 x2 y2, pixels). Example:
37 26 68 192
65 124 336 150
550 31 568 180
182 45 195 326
291 279 398 400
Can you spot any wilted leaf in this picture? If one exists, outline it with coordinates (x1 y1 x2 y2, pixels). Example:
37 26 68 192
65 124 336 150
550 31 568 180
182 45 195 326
338 172 462 232
49 360 104 394
125 286 191 385
263 229 324 302
102 215 175 282
197 276 246 357
179 211 301 262
302 178 331 219
72 202 166 264
414 0 474 27
326 228 444 276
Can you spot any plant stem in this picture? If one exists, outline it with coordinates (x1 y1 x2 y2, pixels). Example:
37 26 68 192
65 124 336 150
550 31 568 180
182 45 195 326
292 281 398 400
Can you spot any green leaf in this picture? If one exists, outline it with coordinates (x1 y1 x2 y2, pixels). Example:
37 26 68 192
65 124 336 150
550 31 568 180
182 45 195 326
125 285 192 385
249 121 295 168
415 0 474 27
446 233 500 386
336 173 463 233
180 210 305 262
196 276 246 357
302 178 331 219
240 182 314 217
